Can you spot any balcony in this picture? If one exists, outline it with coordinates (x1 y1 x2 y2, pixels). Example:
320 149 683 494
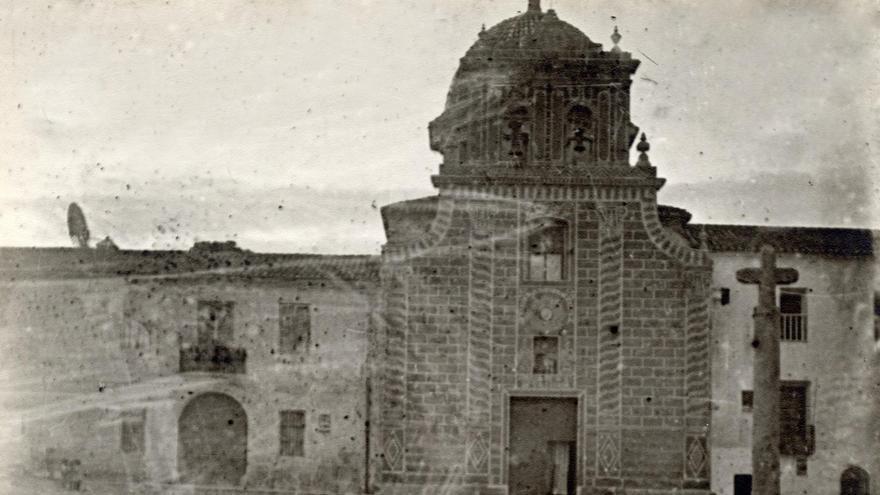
781 424 815 456
780 313 807 342
180 344 247 374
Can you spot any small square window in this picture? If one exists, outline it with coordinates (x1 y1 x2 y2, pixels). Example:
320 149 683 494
533 336 558 374
317 413 331 433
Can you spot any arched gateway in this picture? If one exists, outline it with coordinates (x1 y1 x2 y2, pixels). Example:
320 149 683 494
178 393 247 485
841 466 870 495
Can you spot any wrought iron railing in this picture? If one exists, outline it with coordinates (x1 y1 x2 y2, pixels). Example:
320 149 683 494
780 313 807 342
780 424 815 456
179 344 246 374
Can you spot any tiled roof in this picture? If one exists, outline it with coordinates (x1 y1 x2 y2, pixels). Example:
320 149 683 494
1 221 872 284
0 247 380 283
687 224 875 257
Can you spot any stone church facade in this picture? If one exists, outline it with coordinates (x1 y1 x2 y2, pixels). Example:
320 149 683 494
1 2 877 495
378 2 712 493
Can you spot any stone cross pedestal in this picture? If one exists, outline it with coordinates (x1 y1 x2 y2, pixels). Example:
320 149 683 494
736 245 798 495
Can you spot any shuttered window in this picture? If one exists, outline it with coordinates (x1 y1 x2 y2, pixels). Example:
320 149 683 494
780 382 808 455
121 409 146 453
279 303 310 354
280 410 305 457
197 301 234 346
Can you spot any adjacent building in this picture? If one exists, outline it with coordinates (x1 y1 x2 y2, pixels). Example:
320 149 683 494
0 243 378 493
706 227 878 495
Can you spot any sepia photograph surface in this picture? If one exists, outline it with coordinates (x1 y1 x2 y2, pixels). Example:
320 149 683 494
0 1 877 494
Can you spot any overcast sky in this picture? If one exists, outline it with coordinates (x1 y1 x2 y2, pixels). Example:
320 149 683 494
1 0 877 253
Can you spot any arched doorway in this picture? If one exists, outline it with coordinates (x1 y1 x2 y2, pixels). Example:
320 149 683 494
178 393 247 485
841 466 870 495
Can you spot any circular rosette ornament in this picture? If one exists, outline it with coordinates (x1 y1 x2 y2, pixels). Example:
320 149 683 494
522 291 571 334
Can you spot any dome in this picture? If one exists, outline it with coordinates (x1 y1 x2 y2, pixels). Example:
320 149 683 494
428 0 642 173
444 1 626 110
466 7 601 59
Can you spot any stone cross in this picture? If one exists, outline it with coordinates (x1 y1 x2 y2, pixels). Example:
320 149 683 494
735 245 798 495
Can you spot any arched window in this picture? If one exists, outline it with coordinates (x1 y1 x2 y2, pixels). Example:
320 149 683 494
526 219 567 281
503 106 530 160
841 466 870 495
566 105 594 155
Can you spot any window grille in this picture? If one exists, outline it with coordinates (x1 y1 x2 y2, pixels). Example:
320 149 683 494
779 290 807 342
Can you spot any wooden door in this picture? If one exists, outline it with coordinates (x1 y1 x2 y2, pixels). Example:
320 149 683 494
509 397 577 495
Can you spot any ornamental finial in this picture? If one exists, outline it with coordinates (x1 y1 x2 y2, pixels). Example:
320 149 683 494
611 26 622 52
636 132 652 168
528 0 541 12
699 225 709 251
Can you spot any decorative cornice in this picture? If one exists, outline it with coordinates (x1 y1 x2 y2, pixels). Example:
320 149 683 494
640 195 710 268
432 174 665 190
382 195 457 263
436 183 656 202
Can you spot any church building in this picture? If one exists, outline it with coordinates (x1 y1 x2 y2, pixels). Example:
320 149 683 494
378 1 713 492
0 2 876 495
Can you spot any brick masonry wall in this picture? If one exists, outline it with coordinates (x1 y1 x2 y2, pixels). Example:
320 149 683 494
379 186 713 494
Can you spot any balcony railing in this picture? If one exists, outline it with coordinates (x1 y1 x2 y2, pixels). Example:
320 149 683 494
780 424 815 456
780 313 807 342
180 344 247 374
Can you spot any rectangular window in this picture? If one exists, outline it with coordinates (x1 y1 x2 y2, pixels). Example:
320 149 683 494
741 390 753 412
120 409 146 453
279 303 311 354
317 413 331 433
197 300 235 347
779 289 807 342
780 381 809 456
533 336 559 374
526 221 566 282
720 287 731 306
733 474 752 495
280 410 305 457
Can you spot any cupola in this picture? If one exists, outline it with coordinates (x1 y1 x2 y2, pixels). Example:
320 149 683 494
429 0 643 180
